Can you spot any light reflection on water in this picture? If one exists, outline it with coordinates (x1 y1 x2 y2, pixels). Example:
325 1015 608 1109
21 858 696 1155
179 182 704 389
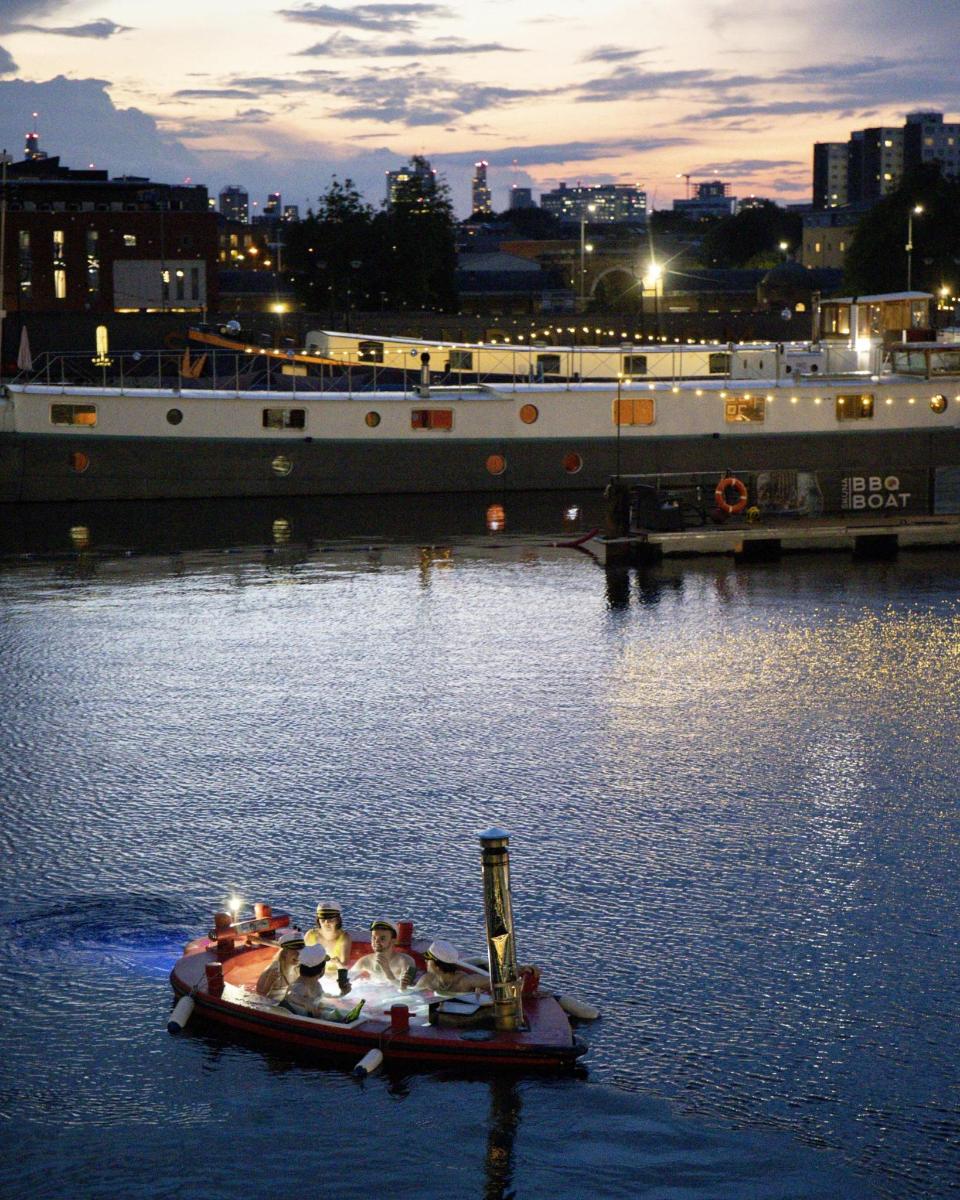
2 499 959 1197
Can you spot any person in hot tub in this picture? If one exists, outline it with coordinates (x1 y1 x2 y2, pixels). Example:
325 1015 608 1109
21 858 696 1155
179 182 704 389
349 919 416 988
303 900 352 978
284 945 365 1022
255 928 304 1001
413 940 483 996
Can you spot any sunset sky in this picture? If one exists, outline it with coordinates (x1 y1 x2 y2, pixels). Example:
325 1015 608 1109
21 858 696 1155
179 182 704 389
0 0 958 216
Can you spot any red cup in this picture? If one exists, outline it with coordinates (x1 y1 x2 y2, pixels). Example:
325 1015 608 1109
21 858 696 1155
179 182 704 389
390 1004 410 1032
395 919 413 948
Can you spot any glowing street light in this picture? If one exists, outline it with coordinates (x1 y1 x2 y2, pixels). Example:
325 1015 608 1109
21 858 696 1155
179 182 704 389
579 202 597 307
906 204 923 291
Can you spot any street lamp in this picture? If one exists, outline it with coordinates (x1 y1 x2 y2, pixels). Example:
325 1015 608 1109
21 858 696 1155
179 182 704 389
579 202 596 307
643 262 662 340
779 241 789 261
906 204 923 291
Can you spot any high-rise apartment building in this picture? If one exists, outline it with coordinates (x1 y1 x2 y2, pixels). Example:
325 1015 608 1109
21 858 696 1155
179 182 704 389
813 112 959 208
813 143 849 208
509 186 535 210
218 185 249 223
471 161 492 215
385 158 436 208
904 111 960 178
540 182 647 224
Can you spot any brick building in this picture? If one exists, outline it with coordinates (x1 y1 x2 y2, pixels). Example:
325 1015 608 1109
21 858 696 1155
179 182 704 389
0 154 218 318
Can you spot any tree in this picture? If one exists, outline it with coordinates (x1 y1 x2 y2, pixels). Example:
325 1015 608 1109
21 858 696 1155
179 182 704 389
844 164 960 295
699 202 801 268
378 157 458 311
283 177 377 313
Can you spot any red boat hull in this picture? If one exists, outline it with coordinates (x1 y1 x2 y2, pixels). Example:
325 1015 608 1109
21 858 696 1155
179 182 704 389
169 935 585 1071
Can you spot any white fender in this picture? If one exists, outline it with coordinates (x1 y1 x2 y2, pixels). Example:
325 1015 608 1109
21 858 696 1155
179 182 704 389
167 995 195 1034
557 994 600 1021
352 1048 383 1079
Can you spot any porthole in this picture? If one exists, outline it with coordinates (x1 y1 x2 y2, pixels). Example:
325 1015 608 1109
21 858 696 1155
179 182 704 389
930 394 948 414
563 452 583 474
271 455 293 477
519 403 539 425
365 411 381 427
486 454 507 476
69 451 90 474
166 408 183 425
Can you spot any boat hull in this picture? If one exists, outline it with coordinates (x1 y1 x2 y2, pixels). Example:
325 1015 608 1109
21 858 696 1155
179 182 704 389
4 427 960 507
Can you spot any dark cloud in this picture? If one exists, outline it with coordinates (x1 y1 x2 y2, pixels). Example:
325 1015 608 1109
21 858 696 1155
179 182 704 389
0 75 200 179
174 88 264 99
278 3 451 33
437 137 692 169
581 46 643 63
0 1 66 34
299 34 516 56
0 45 16 74
691 158 802 176
7 19 132 38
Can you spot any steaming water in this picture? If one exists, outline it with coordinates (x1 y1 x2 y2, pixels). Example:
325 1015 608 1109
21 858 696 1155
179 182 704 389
1 496 958 1198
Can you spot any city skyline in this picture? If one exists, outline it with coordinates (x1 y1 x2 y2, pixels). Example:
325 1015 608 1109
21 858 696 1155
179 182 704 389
0 0 958 216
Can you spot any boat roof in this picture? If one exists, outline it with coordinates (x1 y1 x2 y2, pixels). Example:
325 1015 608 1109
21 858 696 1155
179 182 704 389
821 291 933 304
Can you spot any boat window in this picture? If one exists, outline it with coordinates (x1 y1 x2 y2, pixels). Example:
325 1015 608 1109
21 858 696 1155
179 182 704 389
357 340 383 364
931 394 948 414
519 404 539 424
69 451 90 473
613 396 654 426
836 394 874 421
725 396 765 423
486 454 506 476
623 354 648 376
365 411 381 427
271 455 293 476
536 354 561 378
262 408 306 430
167 409 183 426
563 452 583 474
411 409 453 430
51 404 97 427
708 352 731 375
447 350 473 371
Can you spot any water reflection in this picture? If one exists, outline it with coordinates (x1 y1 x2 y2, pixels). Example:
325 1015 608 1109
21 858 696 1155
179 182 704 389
484 1077 521 1200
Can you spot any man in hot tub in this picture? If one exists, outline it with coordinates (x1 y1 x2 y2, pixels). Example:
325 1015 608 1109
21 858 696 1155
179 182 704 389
350 919 416 989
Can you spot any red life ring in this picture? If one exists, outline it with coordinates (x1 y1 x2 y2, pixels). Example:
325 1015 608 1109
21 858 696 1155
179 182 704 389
715 475 748 514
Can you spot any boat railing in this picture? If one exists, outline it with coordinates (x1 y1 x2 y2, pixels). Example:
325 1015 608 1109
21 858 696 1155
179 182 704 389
8 349 492 397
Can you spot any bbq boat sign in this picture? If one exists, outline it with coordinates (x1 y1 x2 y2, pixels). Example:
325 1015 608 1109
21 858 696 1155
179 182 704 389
841 474 915 511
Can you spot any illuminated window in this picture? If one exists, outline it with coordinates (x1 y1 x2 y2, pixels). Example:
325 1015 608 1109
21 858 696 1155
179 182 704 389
519 403 539 424
358 340 383 363
271 455 293 476
123 234 137 248
365 411 381 427
930 394 948 414
447 349 473 371
836 393 874 421
411 409 453 430
708 352 730 374
486 454 506 475
623 353 647 375
563 452 583 474
613 396 654 426
51 404 97 426
86 229 100 298
725 396 765 423
69 451 90 473
263 408 305 429
19 230 31 295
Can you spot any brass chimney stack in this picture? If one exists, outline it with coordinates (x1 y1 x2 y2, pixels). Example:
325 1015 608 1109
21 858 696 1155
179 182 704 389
479 827 523 1031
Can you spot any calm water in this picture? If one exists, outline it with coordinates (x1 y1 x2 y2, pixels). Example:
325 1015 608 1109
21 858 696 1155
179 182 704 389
1 496 958 1199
